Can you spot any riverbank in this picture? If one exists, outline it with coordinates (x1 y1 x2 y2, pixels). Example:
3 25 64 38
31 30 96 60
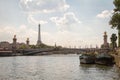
112 54 120 68
0 51 23 56
111 48 120 68
115 55 120 68
0 51 14 56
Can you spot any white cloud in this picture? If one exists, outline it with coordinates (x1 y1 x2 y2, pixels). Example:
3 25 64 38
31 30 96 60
17 1 100 47
28 14 48 25
20 0 70 13
50 12 81 30
96 10 113 19
19 0 70 25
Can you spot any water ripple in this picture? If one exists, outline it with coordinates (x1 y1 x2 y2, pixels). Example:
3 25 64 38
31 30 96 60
0 55 120 80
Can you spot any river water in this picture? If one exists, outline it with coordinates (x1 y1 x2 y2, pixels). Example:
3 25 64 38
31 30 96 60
0 54 120 80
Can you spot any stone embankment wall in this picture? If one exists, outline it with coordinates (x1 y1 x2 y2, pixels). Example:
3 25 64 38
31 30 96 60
0 51 13 56
114 55 120 67
113 48 120 68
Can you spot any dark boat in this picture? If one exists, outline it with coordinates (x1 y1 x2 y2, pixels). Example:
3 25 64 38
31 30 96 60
79 54 96 64
95 53 114 65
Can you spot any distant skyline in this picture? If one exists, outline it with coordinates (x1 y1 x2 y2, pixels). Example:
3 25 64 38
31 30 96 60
0 0 117 48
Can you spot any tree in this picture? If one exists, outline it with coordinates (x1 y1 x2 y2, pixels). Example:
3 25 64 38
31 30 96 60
19 44 27 49
30 45 36 49
109 0 120 47
110 33 117 49
113 0 120 12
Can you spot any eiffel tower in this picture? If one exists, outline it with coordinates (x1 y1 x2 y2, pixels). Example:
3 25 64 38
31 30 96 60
37 24 42 45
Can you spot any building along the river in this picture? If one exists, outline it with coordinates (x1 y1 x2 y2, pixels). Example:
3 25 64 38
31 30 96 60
0 35 30 51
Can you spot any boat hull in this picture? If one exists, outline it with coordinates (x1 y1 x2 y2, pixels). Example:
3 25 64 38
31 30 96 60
79 53 115 65
95 53 114 65
79 54 95 64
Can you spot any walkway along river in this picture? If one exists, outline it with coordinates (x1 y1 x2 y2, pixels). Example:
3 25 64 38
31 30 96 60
0 54 120 80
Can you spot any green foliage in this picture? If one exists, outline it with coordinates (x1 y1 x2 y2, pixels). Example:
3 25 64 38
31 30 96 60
110 34 117 42
30 43 54 49
109 0 120 47
109 13 120 29
113 0 120 12
37 43 54 48
29 43 63 49
54 46 62 50
30 45 36 49
110 33 117 49
101 45 104 48
19 44 27 49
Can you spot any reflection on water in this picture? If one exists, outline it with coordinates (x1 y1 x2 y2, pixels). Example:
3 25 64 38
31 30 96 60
0 55 120 80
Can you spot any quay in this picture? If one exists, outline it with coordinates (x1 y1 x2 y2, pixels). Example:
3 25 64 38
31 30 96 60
0 51 13 56
113 54 120 68
112 48 120 68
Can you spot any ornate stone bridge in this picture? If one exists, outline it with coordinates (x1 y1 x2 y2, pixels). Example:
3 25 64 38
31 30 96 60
16 48 108 55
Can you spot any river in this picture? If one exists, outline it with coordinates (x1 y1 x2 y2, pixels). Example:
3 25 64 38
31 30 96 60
0 54 120 80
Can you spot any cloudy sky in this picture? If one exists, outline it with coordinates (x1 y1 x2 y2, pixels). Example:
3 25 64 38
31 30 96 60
0 0 117 48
